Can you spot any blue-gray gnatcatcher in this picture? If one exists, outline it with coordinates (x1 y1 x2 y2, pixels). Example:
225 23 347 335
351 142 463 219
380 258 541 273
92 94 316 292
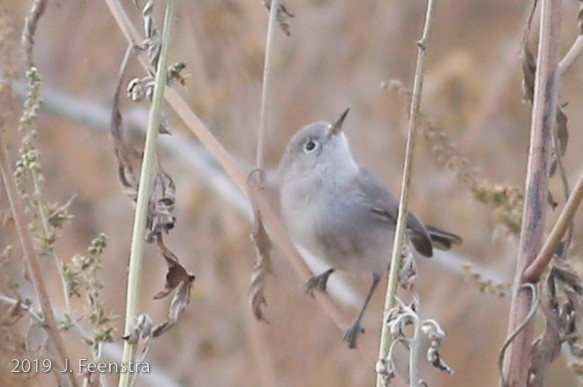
278 109 462 349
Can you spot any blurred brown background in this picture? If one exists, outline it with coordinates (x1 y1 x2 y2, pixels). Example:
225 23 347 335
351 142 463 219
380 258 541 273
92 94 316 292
1 0 583 386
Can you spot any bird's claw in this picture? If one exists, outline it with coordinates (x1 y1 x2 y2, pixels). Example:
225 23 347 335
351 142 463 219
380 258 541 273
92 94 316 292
304 269 334 296
343 320 365 349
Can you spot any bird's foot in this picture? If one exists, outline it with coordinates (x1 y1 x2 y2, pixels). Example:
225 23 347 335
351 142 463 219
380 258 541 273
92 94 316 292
304 269 335 296
343 319 365 349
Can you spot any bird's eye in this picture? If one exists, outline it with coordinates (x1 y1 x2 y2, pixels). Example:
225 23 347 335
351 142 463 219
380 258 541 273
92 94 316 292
303 139 318 153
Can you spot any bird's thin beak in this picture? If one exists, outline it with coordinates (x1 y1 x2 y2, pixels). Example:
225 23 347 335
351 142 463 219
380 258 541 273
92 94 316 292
329 108 350 136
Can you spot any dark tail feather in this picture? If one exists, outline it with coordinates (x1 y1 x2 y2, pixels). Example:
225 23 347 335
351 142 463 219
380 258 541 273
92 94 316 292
409 232 433 258
426 225 462 251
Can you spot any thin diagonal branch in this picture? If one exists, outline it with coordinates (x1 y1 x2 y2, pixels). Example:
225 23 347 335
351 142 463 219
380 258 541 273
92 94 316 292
524 170 583 282
559 35 583 75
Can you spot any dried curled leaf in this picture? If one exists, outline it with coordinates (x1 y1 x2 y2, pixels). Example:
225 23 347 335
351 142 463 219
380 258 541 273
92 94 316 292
153 280 193 337
421 320 453 375
127 63 186 104
375 358 396 386
151 235 195 337
521 45 536 104
530 259 583 383
111 47 139 199
146 172 176 242
247 169 273 322
530 283 563 385
385 298 454 379
549 107 568 178
122 313 152 345
263 0 294 36
0 299 30 326
133 0 161 69
249 221 272 322
398 249 416 290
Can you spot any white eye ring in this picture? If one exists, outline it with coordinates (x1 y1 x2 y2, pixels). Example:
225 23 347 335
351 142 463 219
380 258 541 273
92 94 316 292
303 139 318 153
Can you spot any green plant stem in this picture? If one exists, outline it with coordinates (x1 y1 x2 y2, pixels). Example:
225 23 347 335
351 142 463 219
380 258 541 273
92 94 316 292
376 0 438 385
31 172 73 317
117 2 177 387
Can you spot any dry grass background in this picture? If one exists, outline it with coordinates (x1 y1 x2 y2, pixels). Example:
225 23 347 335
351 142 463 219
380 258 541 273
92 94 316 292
1 0 583 386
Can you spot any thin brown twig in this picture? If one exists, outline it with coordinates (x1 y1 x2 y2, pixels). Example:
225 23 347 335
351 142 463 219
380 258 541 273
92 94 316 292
502 0 561 385
0 124 79 387
523 170 583 282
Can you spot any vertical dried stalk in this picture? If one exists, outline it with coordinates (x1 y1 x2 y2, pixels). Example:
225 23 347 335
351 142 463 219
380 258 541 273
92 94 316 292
244 0 280 381
256 0 279 169
376 0 438 385
502 0 561 385
118 1 178 387
0 127 78 387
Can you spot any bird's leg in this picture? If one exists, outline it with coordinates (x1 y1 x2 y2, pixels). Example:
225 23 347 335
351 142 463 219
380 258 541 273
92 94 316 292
305 268 335 296
343 273 381 349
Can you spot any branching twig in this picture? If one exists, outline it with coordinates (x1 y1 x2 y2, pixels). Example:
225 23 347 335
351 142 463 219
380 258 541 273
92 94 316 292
524 171 583 282
118 2 178 387
0 123 78 387
558 0 583 75
559 35 583 75
502 0 561 385
376 0 438 385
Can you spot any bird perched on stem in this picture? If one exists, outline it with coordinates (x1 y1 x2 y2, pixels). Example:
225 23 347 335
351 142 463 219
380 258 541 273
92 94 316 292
278 109 462 349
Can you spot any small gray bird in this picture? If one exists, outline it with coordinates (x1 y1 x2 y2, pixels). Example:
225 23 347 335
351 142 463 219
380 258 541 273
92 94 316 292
278 109 462 349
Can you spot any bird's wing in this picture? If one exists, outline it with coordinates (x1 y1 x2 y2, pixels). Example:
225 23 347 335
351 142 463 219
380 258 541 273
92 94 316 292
354 167 433 257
